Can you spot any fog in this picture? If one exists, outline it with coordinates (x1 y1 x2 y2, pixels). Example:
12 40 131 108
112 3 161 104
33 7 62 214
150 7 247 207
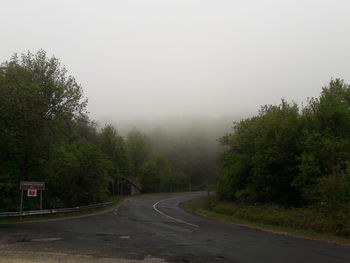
1 0 350 126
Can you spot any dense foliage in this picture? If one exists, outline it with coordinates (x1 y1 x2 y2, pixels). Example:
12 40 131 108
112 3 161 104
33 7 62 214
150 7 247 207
147 128 220 192
0 51 130 211
0 51 217 211
218 79 350 209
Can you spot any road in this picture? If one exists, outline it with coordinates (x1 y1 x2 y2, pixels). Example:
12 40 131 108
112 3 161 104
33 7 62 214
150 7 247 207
0 192 350 263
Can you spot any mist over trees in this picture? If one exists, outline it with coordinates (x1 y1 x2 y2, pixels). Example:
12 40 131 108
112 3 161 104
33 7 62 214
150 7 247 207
0 51 222 211
134 125 222 193
127 130 152 179
218 79 350 210
4 50 348 215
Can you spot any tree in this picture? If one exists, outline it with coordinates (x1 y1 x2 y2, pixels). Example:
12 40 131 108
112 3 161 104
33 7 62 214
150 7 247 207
47 139 109 207
126 130 152 178
218 100 302 205
0 50 87 210
295 79 350 205
99 124 129 194
139 155 178 193
218 79 350 208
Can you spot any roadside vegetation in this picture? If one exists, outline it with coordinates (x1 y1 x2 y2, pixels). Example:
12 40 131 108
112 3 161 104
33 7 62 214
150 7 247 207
0 50 218 213
186 196 350 242
207 79 350 239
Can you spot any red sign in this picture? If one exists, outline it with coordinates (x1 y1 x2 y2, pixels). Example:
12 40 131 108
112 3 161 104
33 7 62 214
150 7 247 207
27 189 37 197
20 181 45 190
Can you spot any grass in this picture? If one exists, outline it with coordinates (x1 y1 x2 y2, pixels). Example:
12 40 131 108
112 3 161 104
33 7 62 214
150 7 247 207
185 195 350 244
0 196 125 224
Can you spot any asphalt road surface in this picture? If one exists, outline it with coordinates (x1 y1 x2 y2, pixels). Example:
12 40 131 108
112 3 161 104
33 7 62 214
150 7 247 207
1 192 350 263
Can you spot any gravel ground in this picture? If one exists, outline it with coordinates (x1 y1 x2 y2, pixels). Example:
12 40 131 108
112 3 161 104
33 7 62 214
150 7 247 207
0 251 167 263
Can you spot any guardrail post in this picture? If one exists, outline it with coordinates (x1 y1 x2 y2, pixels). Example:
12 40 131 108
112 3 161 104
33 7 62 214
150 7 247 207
40 190 43 216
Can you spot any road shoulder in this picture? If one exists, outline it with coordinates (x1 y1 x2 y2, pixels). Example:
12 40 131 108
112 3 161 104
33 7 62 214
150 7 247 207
182 197 350 247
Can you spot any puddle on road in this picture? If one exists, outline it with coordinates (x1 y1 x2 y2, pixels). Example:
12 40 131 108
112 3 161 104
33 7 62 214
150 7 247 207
31 238 63 242
13 237 63 243
15 238 31 243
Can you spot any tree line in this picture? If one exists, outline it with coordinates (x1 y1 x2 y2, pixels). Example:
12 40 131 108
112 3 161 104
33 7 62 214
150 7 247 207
218 79 350 210
0 50 218 212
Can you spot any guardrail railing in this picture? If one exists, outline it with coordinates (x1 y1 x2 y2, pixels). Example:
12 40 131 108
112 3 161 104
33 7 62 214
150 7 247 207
0 202 111 218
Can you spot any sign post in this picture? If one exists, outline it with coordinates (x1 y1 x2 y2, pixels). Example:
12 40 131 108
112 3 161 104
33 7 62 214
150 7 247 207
20 189 23 219
40 190 43 213
19 181 45 218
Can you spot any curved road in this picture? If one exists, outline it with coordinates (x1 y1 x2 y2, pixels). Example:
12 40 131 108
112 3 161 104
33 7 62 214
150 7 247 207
1 192 350 262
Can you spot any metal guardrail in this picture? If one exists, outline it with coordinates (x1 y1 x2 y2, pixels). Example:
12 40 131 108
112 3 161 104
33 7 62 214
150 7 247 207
0 202 111 218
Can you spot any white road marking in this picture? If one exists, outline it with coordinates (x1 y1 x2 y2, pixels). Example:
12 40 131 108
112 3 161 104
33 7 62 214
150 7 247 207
153 195 200 228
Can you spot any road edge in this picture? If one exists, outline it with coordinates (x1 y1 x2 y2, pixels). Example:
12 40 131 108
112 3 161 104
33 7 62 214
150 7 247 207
181 198 350 247
0 197 130 225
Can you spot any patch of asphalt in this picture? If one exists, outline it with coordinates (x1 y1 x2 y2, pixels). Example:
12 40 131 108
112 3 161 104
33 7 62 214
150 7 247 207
2 192 350 263
153 196 200 228
181 199 350 247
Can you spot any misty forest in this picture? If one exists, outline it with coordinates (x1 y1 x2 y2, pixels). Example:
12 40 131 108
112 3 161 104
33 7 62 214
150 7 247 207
0 51 220 211
1 50 350 224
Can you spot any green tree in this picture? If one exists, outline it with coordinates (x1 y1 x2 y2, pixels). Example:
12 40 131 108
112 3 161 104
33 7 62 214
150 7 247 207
99 124 129 194
126 130 152 178
218 100 302 205
218 79 350 208
139 155 177 193
47 139 109 207
295 79 350 205
0 50 88 211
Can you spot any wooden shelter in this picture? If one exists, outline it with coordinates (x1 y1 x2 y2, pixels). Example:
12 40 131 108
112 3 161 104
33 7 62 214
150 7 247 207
122 176 142 195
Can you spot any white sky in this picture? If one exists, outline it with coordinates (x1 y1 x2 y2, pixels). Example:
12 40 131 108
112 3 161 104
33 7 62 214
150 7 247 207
1 0 350 122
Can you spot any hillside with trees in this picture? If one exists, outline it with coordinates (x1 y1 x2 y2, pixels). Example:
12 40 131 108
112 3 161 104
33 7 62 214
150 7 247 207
218 79 350 212
0 51 219 212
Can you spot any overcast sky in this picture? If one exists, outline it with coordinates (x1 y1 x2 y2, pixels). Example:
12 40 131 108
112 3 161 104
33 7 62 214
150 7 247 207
1 0 350 123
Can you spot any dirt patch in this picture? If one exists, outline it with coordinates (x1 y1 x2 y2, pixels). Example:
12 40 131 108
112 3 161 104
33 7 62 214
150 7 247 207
0 251 167 263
